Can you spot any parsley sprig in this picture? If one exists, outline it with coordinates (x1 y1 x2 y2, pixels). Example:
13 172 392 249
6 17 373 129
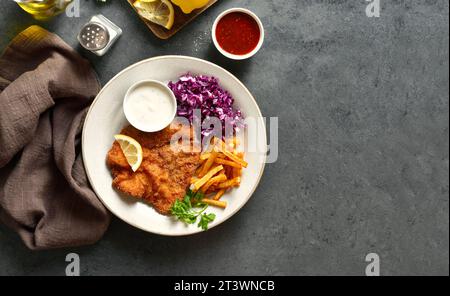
171 190 216 230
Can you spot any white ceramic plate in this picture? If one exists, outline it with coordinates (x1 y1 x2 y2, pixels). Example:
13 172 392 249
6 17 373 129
82 56 266 236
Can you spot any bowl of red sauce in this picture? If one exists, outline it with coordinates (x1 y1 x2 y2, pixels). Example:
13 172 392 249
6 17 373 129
212 8 264 60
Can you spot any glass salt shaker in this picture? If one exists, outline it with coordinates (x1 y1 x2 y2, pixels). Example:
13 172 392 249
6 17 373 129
78 15 122 56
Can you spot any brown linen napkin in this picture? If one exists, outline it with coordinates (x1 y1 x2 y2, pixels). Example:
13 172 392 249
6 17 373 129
0 26 111 250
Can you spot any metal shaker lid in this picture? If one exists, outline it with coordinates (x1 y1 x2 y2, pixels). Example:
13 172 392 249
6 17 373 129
77 22 110 51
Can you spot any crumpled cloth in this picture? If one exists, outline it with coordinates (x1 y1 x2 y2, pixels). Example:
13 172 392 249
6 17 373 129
0 25 110 250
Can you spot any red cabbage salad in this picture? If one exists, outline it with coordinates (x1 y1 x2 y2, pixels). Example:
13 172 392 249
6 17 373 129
168 74 244 138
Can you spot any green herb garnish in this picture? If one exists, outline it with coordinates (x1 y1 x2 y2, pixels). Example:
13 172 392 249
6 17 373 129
171 190 216 230
198 213 216 230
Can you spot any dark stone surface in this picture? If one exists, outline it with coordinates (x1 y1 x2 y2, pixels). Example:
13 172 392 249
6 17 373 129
0 0 448 275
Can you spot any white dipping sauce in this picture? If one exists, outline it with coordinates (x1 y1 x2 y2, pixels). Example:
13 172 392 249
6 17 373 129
124 81 176 132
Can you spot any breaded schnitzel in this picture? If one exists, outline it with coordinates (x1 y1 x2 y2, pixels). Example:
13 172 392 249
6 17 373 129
107 124 200 214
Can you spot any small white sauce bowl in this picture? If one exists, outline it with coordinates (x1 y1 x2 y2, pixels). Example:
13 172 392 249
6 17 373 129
212 8 265 60
123 80 177 133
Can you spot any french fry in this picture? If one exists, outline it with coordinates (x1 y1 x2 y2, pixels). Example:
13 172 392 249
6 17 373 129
213 189 226 201
200 153 211 161
201 153 225 160
192 165 224 190
226 140 235 150
201 174 227 193
224 166 233 179
191 138 247 208
214 158 243 168
232 167 242 178
232 151 245 160
198 151 219 177
205 184 219 194
195 161 205 175
214 138 248 168
201 198 227 209
217 177 241 189
224 149 247 167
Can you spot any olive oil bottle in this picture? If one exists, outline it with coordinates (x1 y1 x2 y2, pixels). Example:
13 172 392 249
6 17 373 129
16 0 72 20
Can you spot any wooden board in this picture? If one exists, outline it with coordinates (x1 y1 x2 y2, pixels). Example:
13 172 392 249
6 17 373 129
127 0 218 39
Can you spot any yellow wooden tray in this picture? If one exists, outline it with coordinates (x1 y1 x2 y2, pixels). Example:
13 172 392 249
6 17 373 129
127 0 218 39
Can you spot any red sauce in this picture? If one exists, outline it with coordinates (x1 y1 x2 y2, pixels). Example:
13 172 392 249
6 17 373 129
216 12 261 55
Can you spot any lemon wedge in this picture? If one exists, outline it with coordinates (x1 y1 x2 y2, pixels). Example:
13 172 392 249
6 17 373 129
114 134 143 172
134 0 175 30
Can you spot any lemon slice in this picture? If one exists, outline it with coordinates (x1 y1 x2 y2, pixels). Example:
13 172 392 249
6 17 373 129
134 0 175 30
114 134 143 172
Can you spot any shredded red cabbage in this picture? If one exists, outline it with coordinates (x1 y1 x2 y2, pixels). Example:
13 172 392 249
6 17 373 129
168 73 244 137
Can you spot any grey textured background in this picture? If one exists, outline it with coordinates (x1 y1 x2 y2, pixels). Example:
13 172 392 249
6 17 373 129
0 0 448 276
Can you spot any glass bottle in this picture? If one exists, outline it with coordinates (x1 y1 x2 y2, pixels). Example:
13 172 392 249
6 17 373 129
16 0 73 21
